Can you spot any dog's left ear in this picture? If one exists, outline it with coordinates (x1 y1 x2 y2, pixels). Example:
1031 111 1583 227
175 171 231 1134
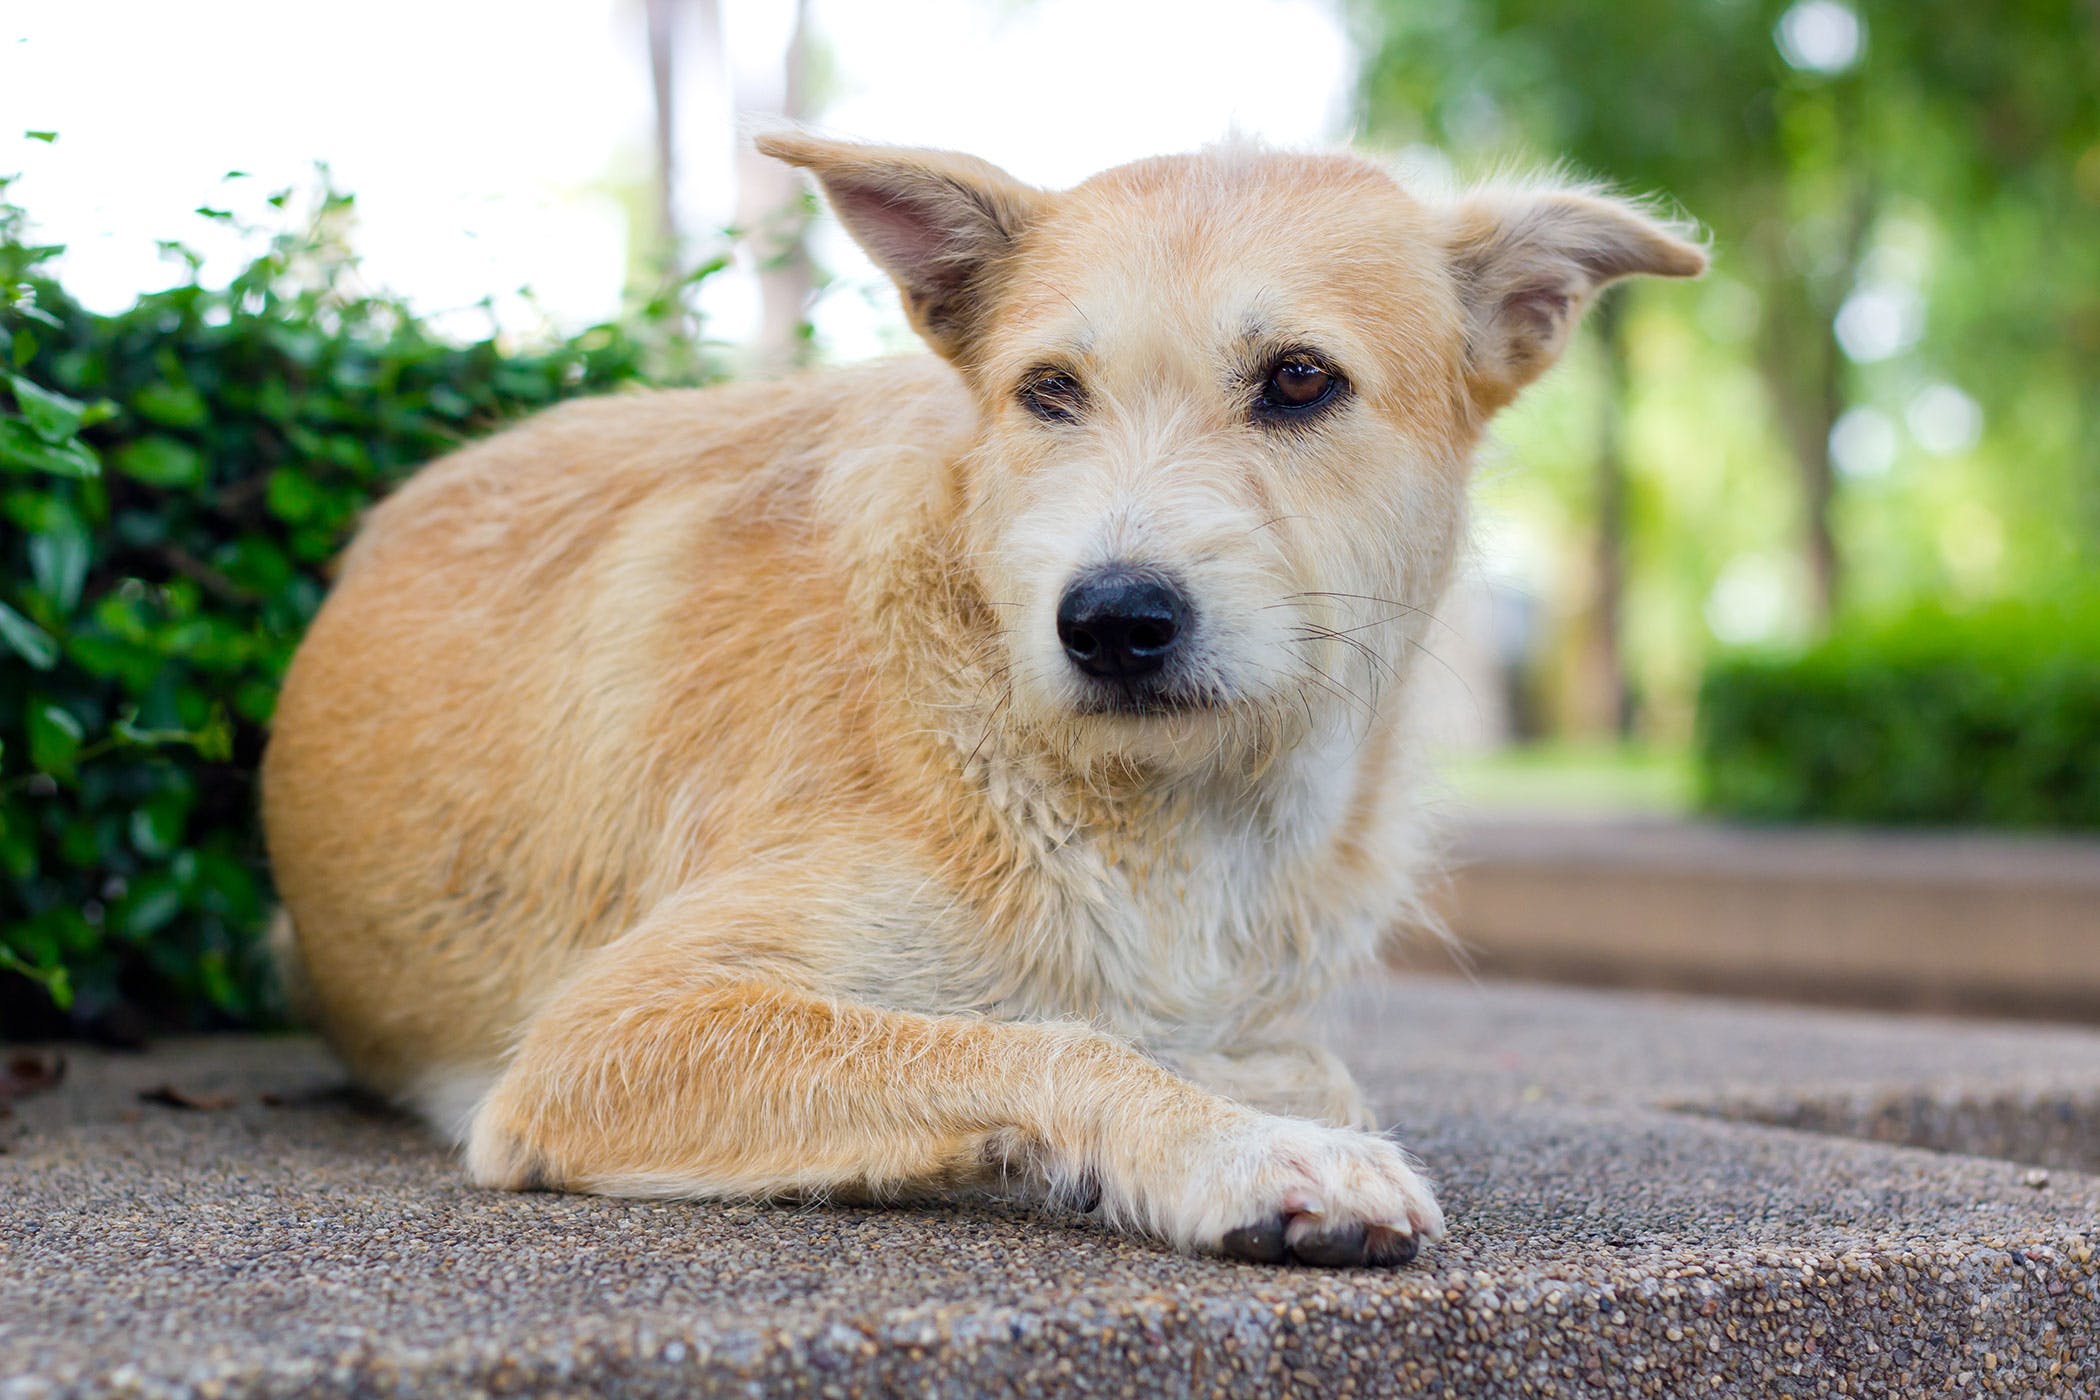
1446 187 1706 413
757 131 1045 365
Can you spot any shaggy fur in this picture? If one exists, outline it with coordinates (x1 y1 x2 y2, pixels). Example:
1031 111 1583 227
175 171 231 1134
262 134 1703 1266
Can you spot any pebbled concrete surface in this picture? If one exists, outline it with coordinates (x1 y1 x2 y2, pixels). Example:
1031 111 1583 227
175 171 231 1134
3 978 2099 1398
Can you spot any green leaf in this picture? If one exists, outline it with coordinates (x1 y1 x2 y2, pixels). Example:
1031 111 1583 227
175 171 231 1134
114 435 206 488
131 381 210 429
0 946 70 1010
119 876 184 939
0 418 100 479
265 466 324 523
24 130 58 143
28 521 90 612
0 599 58 669
130 797 189 859
0 805 35 881
27 702 85 778
194 704 233 763
5 372 88 443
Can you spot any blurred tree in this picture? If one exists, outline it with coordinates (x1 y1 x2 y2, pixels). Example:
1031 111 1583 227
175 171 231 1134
642 0 820 371
1859 1 2100 594
1587 294 1634 735
733 0 817 372
646 0 684 267
1355 0 1868 628
1352 0 2100 730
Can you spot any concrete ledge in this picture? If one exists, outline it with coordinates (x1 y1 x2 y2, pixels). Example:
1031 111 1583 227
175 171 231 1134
1438 816 2100 1019
5 979 2099 1397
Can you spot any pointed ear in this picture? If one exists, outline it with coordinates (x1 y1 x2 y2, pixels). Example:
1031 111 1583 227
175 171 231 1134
756 131 1045 364
1445 185 1707 413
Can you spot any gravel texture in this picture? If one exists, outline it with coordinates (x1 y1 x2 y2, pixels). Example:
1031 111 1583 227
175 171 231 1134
4 977 2098 1398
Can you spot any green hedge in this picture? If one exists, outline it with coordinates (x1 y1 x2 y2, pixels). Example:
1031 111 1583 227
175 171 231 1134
2 171 714 1037
1695 600 2100 830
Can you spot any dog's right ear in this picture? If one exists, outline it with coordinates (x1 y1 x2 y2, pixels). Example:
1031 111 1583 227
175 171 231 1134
756 132 1045 365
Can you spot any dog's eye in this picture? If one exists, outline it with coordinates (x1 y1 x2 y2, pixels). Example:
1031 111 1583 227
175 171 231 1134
1019 371 1085 423
1258 355 1343 417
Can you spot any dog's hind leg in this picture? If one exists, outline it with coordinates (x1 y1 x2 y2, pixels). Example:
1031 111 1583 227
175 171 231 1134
461 886 1443 1266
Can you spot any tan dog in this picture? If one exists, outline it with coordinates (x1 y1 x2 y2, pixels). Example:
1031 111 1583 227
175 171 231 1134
263 134 1702 1267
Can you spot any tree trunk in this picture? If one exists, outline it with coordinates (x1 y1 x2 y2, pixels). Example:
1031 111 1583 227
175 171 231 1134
1588 294 1635 739
1760 322 1844 618
1753 187 1874 623
734 0 815 371
644 0 681 273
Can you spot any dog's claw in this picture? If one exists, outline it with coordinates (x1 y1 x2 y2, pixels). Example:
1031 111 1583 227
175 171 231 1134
1221 1217 1291 1263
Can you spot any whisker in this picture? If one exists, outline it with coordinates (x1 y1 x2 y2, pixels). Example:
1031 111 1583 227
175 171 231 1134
1283 645 1380 725
1286 591 1459 636
1406 637 1471 697
1292 624 1397 681
1309 612 1414 637
962 690 1012 772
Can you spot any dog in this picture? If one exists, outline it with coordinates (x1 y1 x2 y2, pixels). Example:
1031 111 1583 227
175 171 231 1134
262 132 1703 1267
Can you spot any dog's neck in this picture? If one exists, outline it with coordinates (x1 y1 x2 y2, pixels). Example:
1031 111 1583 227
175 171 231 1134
926 661 1403 1044
880 538 1366 843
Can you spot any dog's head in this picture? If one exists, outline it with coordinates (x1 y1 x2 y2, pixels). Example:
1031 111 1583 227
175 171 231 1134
762 134 1704 771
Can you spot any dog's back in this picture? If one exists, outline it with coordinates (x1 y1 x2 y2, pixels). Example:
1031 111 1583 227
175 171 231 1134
263 361 969 1119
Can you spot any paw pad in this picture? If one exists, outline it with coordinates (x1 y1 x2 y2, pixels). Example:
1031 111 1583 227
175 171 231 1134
1220 1213 1421 1268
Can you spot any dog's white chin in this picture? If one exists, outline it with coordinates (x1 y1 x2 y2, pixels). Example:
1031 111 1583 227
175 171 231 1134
1024 692 1312 779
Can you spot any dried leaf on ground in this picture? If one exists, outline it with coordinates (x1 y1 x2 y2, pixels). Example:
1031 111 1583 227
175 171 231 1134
1 1051 66 1103
138 1083 237 1112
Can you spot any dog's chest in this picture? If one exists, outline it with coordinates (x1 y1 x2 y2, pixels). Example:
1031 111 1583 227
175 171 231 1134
966 753 1390 1046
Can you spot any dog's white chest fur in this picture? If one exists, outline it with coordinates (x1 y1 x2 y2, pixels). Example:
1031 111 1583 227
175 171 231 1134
923 727 1401 1053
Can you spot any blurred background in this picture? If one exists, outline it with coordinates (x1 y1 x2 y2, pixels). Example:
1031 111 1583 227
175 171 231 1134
3 0 2096 1039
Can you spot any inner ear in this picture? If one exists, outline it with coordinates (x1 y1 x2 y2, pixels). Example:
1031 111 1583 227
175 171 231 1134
1448 186 1707 413
757 132 1045 364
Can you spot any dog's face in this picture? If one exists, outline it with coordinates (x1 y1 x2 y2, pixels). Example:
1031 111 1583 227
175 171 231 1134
762 136 1704 770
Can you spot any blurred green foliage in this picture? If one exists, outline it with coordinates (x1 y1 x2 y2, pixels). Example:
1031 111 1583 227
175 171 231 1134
1352 0 2100 739
1 171 714 1036
1697 599 2100 828
1451 742 1692 817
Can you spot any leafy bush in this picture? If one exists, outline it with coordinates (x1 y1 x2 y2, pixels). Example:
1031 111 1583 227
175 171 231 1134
2 172 715 1037
1695 599 2100 829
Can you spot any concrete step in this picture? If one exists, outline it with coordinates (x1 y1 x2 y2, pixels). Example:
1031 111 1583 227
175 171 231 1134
1438 815 2100 1020
4 978 2098 1397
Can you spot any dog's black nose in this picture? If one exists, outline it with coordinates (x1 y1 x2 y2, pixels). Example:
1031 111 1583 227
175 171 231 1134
1056 569 1189 681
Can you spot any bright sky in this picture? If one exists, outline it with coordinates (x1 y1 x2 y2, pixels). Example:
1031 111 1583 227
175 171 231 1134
1 0 1355 356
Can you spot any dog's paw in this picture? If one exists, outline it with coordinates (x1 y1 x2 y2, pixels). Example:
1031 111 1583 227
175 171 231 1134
1108 1114 1444 1267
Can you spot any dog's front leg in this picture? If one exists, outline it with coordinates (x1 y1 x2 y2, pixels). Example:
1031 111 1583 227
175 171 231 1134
1170 1042 1380 1130
462 890 1442 1266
